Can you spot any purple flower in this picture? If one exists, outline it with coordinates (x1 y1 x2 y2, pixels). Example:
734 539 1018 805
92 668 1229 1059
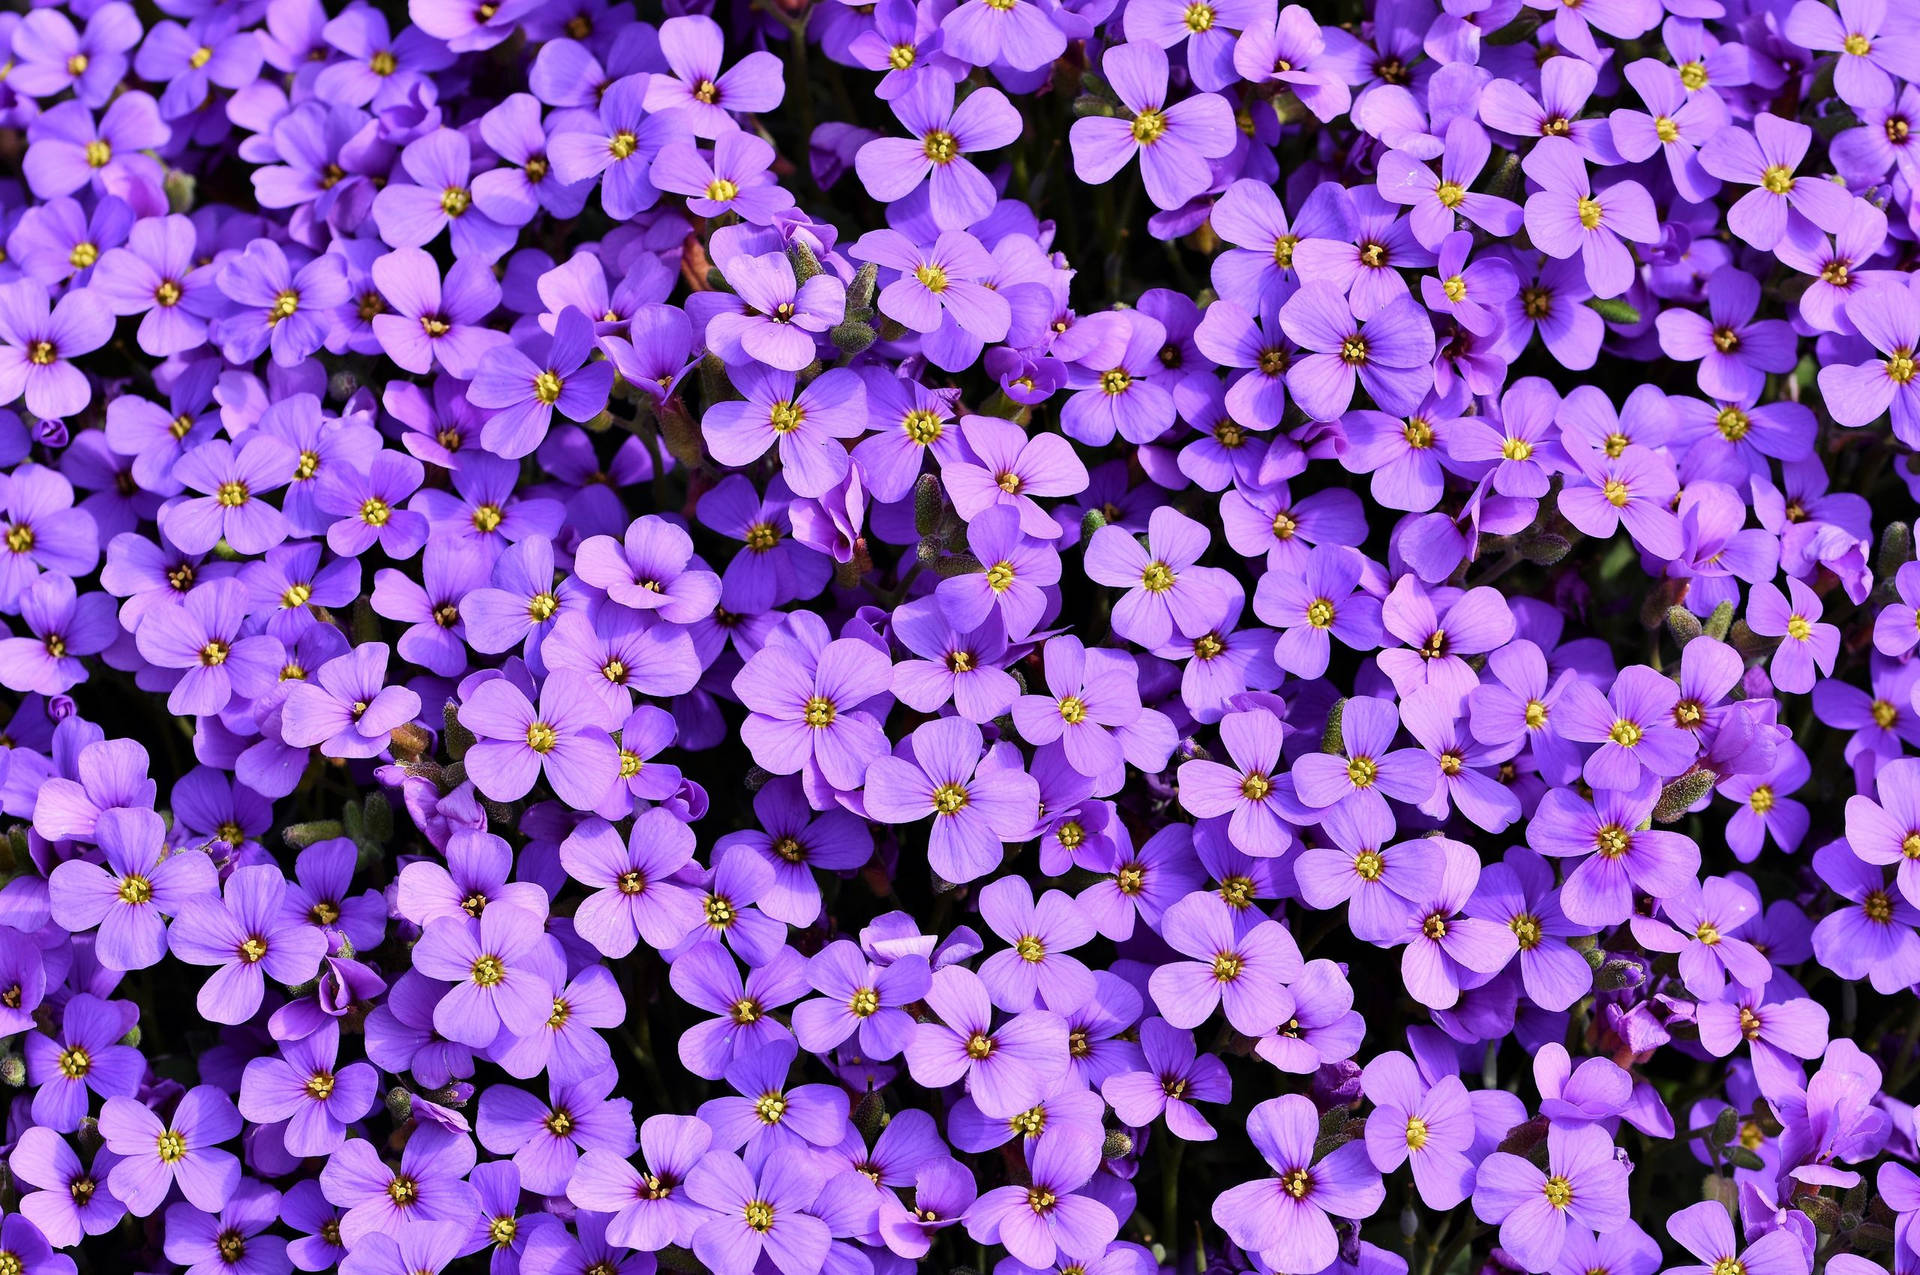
281 644 422 759
703 365 865 499
23 94 170 216
1070 42 1236 210
857 76 1021 229
904 966 1068 1118
1844 756 1920 909
99 1086 242 1217
47 807 215 971
1784 0 1920 109
1086 505 1236 649
411 903 558 1048
237 1019 378 1157
644 15 786 138
1361 1051 1476 1209
1529 779 1702 927
0 571 116 695
23 993 143 1133
477 1069 635 1196
1665 1200 1811 1275
1378 118 1523 250
733 622 892 799
1698 114 1858 251
1521 136 1659 299
132 579 281 717
1280 285 1436 420
940 0 1067 72
211 240 350 367
1554 664 1698 791
1819 281 1920 444
865 717 1040 887
0 281 112 420
468 308 616 459
1292 694 1441 820
1747 577 1840 694
1471 1124 1630 1272
569 1115 712 1252
559 810 705 958
685 1150 827 1275
10 1125 124 1247
460 671 620 808
966 1134 1120 1269
1148 890 1302 1034
851 228 1011 373
1213 1094 1386 1273
318 1125 479 1245
167 864 329 1025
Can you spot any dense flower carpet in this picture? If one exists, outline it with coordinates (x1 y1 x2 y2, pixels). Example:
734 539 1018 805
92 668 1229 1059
0 0 1918 1273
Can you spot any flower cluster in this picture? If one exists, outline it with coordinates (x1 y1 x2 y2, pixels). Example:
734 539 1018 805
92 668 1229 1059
0 1 1917 1275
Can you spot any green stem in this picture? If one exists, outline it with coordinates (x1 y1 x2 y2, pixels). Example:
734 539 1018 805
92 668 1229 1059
1159 1134 1185 1259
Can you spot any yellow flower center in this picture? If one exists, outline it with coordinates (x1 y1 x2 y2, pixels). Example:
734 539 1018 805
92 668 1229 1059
1131 109 1168 144
471 955 506 986
923 130 958 164
769 400 805 434
1141 561 1176 593
1761 165 1794 194
525 722 559 753
533 370 564 405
